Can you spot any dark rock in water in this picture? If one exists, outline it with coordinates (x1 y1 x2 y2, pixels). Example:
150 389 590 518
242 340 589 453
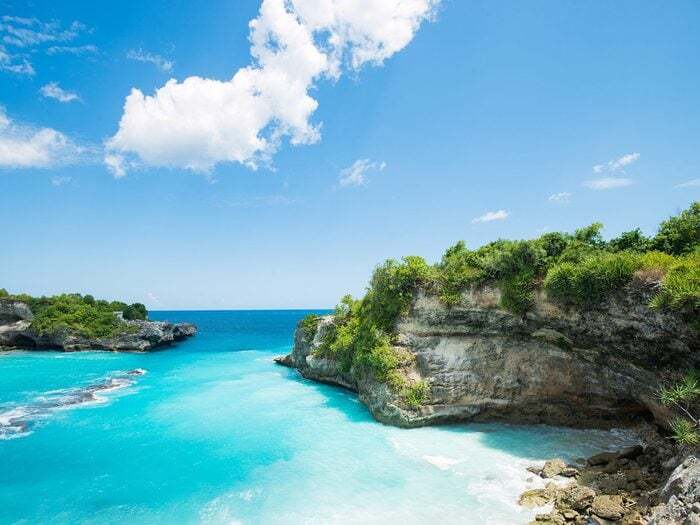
0 300 196 352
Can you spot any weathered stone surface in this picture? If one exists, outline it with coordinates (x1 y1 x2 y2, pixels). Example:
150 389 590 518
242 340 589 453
542 459 568 478
591 494 625 520
276 282 697 429
0 300 196 352
649 455 700 525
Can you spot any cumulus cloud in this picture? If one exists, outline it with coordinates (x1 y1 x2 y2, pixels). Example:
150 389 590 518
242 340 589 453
548 192 572 205
0 107 85 168
675 179 700 188
106 0 438 176
338 158 386 187
127 49 174 73
471 210 509 224
583 177 634 190
592 152 640 174
40 82 80 103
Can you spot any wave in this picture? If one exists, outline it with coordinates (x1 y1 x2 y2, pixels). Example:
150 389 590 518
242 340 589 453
0 369 146 440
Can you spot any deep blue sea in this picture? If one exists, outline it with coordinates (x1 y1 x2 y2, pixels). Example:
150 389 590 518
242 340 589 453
0 310 635 524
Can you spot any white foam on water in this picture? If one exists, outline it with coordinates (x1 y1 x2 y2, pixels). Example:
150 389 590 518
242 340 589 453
422 455 463 470
0 369 145 439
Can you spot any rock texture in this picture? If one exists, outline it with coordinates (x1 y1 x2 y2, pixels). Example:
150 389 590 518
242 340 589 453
0 300 196 352
277 279 698 429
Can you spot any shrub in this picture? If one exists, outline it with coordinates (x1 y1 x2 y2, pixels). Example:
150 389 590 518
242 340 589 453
639 251 677 272
608 228 652 253
500 271 535 315
659 370 700 446
650 254 700 313
544 252 641 305
437 241 482 305
652 202 700 255
0 288 8 298
299 314 321 342
123 303 148 321
363 256 433 332
402 380 430 409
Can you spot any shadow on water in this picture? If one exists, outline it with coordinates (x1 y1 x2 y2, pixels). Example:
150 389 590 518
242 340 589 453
278 366 375 424
279 366 634 460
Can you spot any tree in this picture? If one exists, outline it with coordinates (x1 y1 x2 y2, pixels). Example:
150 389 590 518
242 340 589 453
123 303 148 321
608 228 652 253
652 202 700 255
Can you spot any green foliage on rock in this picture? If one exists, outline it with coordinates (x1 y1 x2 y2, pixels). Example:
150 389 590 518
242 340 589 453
402 380 430 409
649 253 700 314
544 252 641 305
652 202 700 256
299 314 320 342
659 370 700 446
123 303 147 321
0 291 149 338
303 202 699 396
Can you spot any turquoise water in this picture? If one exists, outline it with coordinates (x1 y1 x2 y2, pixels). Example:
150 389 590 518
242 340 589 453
0 310 635 525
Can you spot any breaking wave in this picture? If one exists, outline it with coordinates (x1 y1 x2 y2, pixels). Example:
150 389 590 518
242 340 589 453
0 368 146 440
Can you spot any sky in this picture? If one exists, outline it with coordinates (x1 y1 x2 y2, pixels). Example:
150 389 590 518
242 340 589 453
1 0 699 309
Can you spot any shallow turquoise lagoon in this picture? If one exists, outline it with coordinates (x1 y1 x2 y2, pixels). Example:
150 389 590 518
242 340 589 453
0 310 635 524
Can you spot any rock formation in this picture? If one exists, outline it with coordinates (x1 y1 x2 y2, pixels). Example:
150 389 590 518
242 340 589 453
276 278 697 429
0 299 196 351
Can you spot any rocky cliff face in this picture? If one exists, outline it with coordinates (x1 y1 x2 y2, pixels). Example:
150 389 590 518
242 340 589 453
277 277 697 429
0 300 196 352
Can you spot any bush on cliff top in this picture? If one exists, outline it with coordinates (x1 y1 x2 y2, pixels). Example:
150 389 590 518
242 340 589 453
0 291 149 338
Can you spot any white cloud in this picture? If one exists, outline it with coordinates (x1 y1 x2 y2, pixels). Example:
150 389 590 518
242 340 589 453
0 107 84 168
592 152 640 174
0 17 86 47
127 49 174 73
51 175 73 186
104 153 128 178
675 179 700 188
338 158 386 187
107 0 438 176
583 177 634 190
548 191 572 205
47 44 98 55
471 210 509 224
0 16 92 76
0 58 34 75
40 82 80 103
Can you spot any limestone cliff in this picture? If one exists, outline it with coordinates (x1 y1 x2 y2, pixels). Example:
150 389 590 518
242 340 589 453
276 276 698 429
0 300 196 351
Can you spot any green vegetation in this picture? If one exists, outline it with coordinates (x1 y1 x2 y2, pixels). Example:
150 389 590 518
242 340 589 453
0 291 149 338
298 203 699 407
299 314 321 342
295 204 699 404
659 370 700 446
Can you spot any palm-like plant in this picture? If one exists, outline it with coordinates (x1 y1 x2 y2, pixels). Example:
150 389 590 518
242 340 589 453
659 370 700 446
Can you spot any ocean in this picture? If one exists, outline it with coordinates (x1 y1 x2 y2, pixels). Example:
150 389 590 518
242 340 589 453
0 310 635 524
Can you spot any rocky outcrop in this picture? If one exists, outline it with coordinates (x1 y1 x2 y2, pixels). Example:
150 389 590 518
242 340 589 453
0 300 196 352
276 278 698 429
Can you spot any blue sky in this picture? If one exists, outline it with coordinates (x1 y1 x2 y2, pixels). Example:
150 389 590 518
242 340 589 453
1 0 699 309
